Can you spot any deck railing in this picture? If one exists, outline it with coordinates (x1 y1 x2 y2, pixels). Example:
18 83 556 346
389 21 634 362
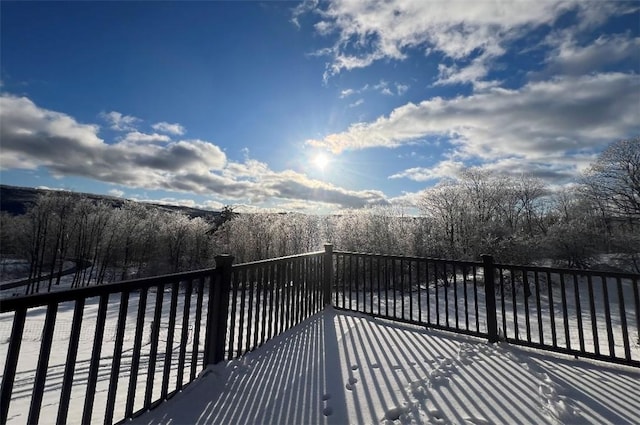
224 251 326 360
490 257 640 367
332 250 640 368
0 264 216 425
332 251 489 339
1 245 638 425
0 251 327 425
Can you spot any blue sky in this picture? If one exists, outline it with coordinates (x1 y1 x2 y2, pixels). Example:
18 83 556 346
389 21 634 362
1 1 639 213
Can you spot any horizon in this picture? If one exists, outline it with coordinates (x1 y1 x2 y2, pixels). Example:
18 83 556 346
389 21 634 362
1 1 639 214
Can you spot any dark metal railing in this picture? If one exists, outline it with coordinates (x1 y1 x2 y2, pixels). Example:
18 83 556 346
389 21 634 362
2 246 638 425
0 250 328 425
0 266 216 425
225 251 326 360
332 251 489 339
490 257 640 367
333 251 640 367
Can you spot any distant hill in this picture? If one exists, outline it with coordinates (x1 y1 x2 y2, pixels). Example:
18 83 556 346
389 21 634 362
0 184 222 220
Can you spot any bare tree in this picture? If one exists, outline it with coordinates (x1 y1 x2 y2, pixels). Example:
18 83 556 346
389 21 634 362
582 138 640 271
46 192 76 289
24 194 56 293
419 181 465 258
583 137 640 222
544 188 601 268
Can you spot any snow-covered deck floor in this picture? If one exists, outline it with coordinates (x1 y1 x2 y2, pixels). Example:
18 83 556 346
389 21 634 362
132 308 640 425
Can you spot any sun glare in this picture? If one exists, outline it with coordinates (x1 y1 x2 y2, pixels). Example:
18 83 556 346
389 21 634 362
312 152 330 171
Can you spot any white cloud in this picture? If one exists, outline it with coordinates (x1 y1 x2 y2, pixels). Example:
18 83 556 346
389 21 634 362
0 95 104 170
544 33 640 76
100 111 140 131
308 73 640 156
108 189 125 198
435 52 503 90
389 160 465 182
395 83 409 95
35 186 69 192
478 156 594 181
349 99 364 108
260 168 388 208
340 88 355 98
388 191 425 209
291 0 319 29
222 157 389 208
0 93 388 210
223 158 271 180
373 80 392 95
255 199 345 214
152 121 186 135
127 195 224 211
340 80 409 101
373 80 406 96
309 72 640 185
121 131 171 144
390 155 596 185
1 94 227 183
203 199 225 211
302 0 634 86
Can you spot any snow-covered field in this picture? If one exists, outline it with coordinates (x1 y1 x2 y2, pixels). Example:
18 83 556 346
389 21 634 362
0 259 31 282
130 308 640 425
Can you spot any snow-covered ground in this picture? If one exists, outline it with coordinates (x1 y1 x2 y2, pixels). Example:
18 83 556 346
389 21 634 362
0 258 31 282
130 308 640 425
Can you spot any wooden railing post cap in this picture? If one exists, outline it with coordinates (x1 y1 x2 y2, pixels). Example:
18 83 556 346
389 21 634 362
481 254 494 262
215 255 235 267
324 243 333 251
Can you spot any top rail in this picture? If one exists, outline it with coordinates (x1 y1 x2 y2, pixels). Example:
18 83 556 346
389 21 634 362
0 251 327 313
491 261 640 280
334 250 640 280
333 250 483 268
0 266 217 312
232 250 324 268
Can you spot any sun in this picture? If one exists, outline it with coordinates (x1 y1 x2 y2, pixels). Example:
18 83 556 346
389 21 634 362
312 152 331 171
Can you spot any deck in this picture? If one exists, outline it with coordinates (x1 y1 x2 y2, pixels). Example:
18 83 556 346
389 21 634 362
131 308 640 425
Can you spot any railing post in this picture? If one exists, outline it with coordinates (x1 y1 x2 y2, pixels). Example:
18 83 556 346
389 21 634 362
204 254 234 365
482 254 499 343
323 244 334 307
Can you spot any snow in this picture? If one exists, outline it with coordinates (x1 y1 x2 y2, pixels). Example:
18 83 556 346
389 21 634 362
130 308 640 425
1 263 638 424
0 259 31 281
0 288 209 424
0 283 317 424
1 263 92 298
335 271 640 363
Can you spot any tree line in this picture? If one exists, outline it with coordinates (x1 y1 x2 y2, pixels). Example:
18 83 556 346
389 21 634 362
0 138 637 293
0 197 216 292
217 138 638 271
